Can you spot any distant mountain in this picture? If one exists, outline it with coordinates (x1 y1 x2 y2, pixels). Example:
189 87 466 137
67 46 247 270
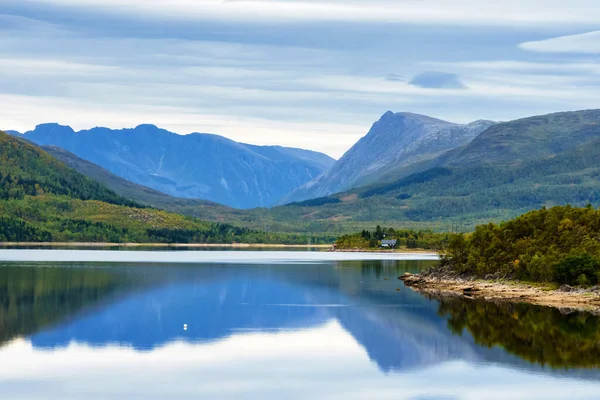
284 111 494 203
43 145 236 219
17 124 335 209
0 130 313 244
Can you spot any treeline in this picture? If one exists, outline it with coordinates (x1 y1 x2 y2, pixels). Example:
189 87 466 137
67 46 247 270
336 225 450 250
0 217 53 242
0 215 333 245
441 205 600 286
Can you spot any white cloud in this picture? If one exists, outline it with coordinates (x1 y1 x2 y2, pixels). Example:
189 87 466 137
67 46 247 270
34 0 600 26
2 1 600 157
520 31 600 53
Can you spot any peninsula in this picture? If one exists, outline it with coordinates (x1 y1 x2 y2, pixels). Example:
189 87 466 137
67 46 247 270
400 205 600 313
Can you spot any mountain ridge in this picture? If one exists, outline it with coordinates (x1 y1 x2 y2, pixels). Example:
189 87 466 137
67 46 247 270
283 111 495 203
15 123 335 209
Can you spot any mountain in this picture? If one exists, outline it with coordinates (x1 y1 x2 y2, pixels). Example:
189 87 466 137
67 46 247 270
42 145 238 220
230 109 600 233
284 111 495 203
0 130 327 243
445 109 600 167
17 124 335 209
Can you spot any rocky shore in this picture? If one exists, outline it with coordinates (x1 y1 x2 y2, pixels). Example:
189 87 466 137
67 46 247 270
400 269 600 313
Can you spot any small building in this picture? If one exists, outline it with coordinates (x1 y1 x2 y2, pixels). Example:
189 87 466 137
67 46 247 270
380 239 398 248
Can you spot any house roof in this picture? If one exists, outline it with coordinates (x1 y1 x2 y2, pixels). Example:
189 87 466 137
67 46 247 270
381 239 397 244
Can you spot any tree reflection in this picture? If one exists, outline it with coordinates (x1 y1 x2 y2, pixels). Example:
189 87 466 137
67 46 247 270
438 297 600 368
0 265 125 346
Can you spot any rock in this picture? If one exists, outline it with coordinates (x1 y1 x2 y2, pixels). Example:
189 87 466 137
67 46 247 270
559 284 575 292
462 287 481 296
590 286 600 293
399 273 424 286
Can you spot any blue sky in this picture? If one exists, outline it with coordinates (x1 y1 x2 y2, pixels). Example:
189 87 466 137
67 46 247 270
1 0 600 157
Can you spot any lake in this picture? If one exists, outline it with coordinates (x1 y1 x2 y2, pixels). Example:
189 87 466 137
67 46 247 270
0 250 599 399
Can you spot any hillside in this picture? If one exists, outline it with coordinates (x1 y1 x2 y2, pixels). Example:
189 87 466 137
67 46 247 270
284 111 495 203
447 109 600 167
0 131 331 244
42 145 241 221
15 123 335 209
0 132 139 207
243 109 600 232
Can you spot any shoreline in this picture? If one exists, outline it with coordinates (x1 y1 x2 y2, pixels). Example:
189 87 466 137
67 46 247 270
400 273 600 313
0 242 332 249
330 248 440 254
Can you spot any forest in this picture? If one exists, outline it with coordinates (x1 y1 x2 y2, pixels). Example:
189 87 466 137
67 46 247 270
335 225 450 250
440 205 600 286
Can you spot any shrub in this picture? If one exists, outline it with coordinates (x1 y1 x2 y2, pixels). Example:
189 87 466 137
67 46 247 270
555 253 600 286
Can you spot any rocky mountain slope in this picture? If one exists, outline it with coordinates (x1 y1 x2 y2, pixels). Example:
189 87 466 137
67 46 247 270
235 109 600 233
42 145 238 220
14 124 335 209
284 111 494 203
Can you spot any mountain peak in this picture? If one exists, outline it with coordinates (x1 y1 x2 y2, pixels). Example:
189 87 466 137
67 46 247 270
34 123 75 132
31 123 75 135
378 111 455 126
284 111 492 203
134 124 160 130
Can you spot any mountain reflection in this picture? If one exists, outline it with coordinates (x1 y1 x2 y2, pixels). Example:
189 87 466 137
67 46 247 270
1 260 599 378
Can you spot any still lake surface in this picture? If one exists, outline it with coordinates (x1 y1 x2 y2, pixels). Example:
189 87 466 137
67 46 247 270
0 250 599 399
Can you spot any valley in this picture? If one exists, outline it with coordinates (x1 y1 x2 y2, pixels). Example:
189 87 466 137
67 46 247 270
3 108 600 238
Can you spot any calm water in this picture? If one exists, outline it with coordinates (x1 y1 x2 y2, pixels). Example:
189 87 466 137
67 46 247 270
0 251 599 399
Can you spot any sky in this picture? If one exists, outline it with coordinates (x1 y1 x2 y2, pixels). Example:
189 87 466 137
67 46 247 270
1 1 600 158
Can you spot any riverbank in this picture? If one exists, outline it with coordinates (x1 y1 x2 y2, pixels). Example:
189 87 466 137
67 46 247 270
0 242 332 249
400 272 600 313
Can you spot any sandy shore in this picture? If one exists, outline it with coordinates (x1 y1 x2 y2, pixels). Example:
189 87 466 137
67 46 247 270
400 273 600 313
0 242 332 249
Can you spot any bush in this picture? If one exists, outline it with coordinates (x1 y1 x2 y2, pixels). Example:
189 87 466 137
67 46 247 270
555 253 600 286
439 206 600 285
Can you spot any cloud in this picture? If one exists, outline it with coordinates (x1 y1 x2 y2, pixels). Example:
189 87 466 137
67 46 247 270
409 72 466 89
385 74 404 82
1 0 600 158
520 31 600 54
10 0 600 26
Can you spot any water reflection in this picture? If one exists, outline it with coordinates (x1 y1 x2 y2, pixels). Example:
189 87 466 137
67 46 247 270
438 297 600 369
0 259 599 399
